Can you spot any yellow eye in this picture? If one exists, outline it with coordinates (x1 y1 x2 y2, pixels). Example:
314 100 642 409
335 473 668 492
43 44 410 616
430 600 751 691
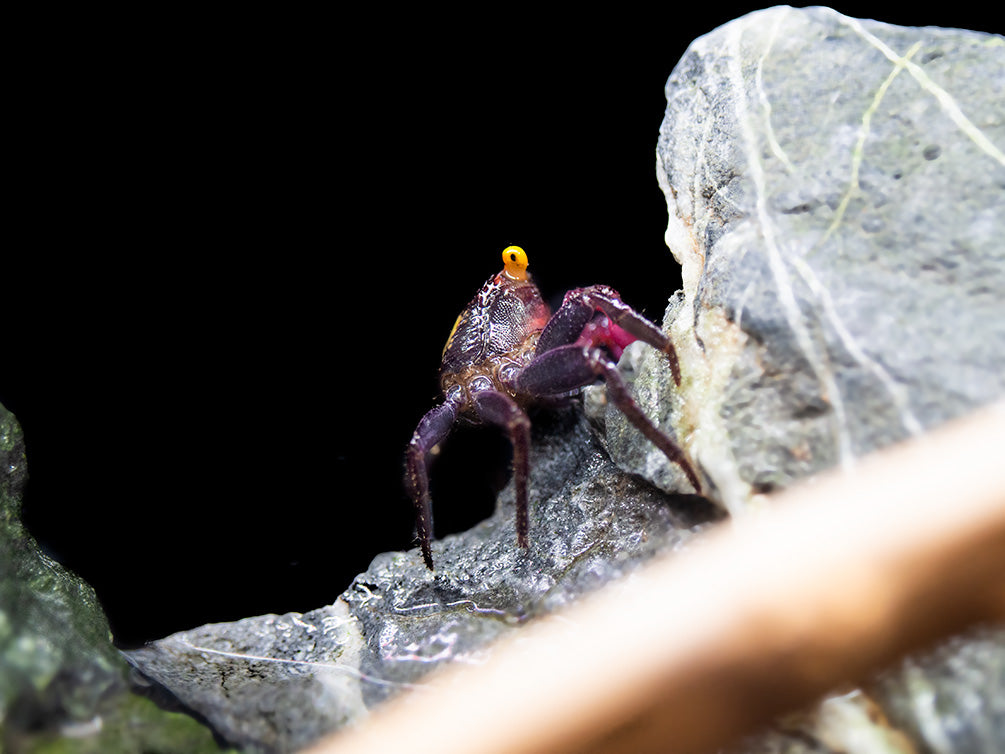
502 245 528 280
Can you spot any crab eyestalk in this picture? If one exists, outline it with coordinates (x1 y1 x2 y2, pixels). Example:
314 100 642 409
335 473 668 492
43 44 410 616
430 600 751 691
502 245 528 280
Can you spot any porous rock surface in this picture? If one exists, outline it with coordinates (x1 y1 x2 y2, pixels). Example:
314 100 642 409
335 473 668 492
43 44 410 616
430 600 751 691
608 5 1005 514
125 410 721 752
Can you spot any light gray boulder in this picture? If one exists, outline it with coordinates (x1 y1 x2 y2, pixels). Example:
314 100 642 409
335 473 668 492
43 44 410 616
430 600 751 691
608 5 1005 514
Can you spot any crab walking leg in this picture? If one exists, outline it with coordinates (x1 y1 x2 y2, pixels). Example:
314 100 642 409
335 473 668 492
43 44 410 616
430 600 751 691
518 344 701 493
518 344 597 394
537 285 681 385
405 399 459 569
473 390 532 549
591 355 701 492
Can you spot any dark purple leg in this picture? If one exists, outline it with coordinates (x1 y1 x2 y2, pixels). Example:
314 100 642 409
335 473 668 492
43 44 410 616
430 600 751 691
538 285 681 385
517 345 701 493
517 344 597 394
472 390 532 549
590 357 701 492
536 294 595 353
405 399 458 569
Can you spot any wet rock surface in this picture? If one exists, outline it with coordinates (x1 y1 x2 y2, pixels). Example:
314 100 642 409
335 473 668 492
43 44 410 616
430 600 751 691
0 401 124 728
125 409 722 751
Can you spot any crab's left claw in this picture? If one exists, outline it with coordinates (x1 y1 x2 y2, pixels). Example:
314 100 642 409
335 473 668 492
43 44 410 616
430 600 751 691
536 285 682 385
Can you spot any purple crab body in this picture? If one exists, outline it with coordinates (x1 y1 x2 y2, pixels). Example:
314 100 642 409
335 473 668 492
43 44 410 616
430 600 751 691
439 260 550 406
405 246 700 569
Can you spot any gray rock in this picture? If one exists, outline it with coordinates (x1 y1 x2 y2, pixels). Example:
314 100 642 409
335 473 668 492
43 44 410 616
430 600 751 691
127 603 369 754
721 625 1005 754
125 410 721 752
608 6 1005 514
608 7 1005 753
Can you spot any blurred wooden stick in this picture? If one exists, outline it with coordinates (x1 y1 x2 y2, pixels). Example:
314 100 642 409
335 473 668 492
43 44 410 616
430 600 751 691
309 402 1005 754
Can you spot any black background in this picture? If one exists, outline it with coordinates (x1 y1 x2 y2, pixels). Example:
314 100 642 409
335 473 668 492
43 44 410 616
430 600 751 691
3 5 997 647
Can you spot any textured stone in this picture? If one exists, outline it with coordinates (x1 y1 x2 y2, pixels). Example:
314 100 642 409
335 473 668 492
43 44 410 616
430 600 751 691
126 410 721 752
605 7 1005 753
873 625 1005 754
607 6 1005 514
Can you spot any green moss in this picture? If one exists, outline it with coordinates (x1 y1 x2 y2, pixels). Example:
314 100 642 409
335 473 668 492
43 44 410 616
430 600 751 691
0 403 27 524
3 694 235 754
